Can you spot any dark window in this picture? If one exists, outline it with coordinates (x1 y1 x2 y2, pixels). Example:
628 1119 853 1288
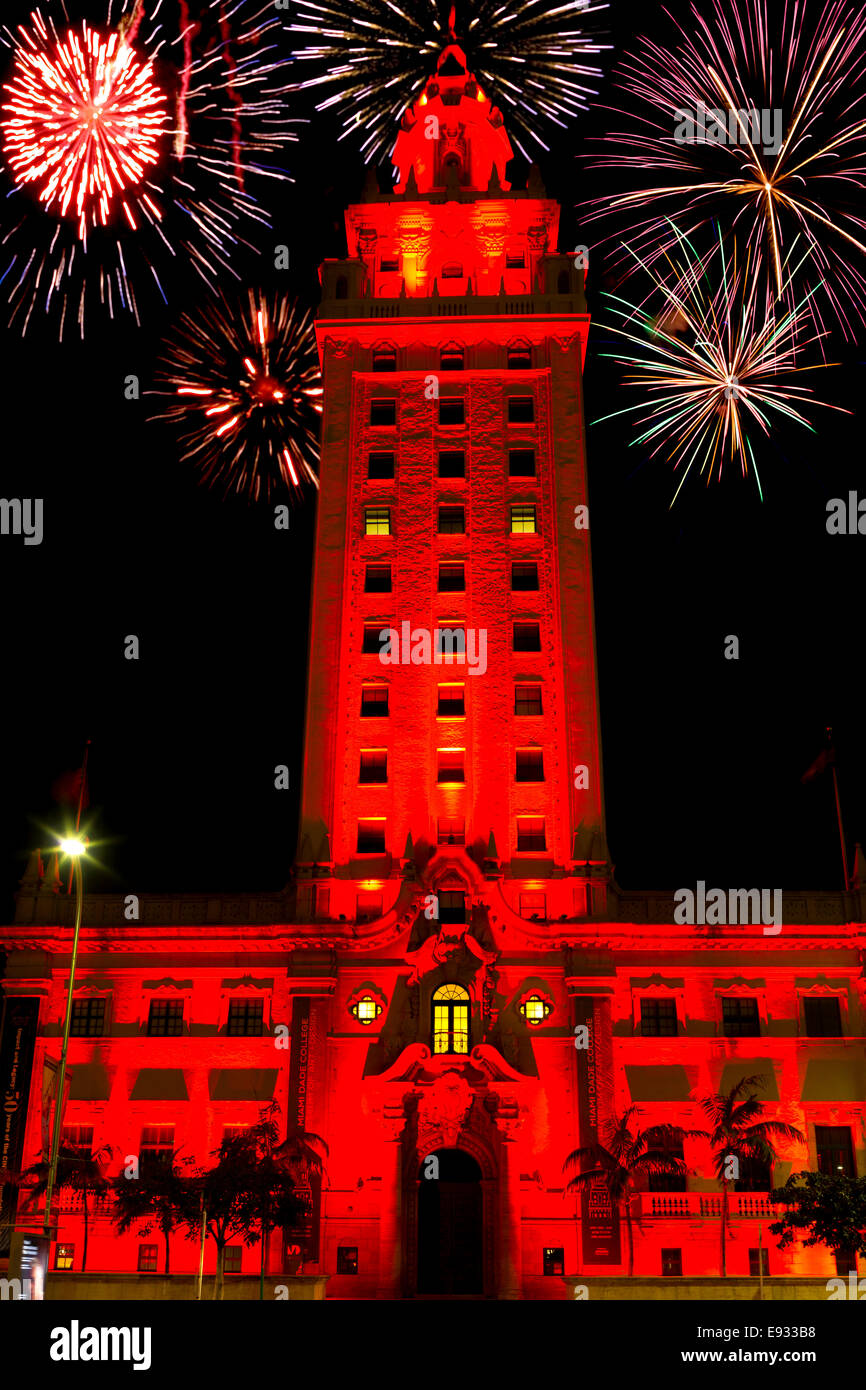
361 685 389 716
335 276 348 300
437 749 465 783
640 998 678 1037
735 1157 771 1192
507 344 532 368
520 892 546 919
438 506 465 535
138 1244 158 1273
508 449 536 477
438 891 466 925
517 817 546 852
370 399 396 425
438 450 465 478
816 1126 856 1178
506 252 526 270
356 893 383 923
140 1125 175 1172
648 1136 686 1193
721 997 760 1037
223 1247 242 1274
147 1000 184 1037
804 997 843 1037
364 564 392 593
70 999 106 1037
438 817 465 844
441 263 463 280
61 1125 94 1158
359 750 387 784
439 398 465 426
55 1244 74 1271
748 1249 770 1277
227 999 264 1036
557 270 570 294
543 1247 564 1275
368 452 395 479
511 562 539 591
380 258 399 273
513 622 541 652
357 819 386 854
363 624 389 654
834 1248 858 1276
440 346 464 371
438 563 465 592
337 1247 359 1275
437 684 465 716
435 626 466 660
510 505 537 534
516 749 544 782
364 506 391 535
515 684 543 716
661 1249 683 1277
372 347 396 371
508 397 534 423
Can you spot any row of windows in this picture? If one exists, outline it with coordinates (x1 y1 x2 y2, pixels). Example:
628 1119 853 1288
362 622 541 654
370 343 534 373
369 396 533 427
364 561 539 593
364 504 539 534
639 995 845 1038
359 683 543 717
70 997 265 1038
367 446 536 480
356 817 546 854
356 747 545 784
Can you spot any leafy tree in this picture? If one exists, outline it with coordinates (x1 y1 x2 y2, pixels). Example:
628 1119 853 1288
769 1171 866 1267
697 1074 804 1277
563 1109 697 1275
111 1151 196 1275
22 1144 114 1272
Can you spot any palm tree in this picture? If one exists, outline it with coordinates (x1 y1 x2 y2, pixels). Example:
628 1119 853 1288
271 1112 328 1275
111 1151 194 1275
697 1074 805 1277
22 1144 114 1272
563 1109 696 1275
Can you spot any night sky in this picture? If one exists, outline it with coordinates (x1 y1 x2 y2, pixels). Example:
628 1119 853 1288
0 0 862 921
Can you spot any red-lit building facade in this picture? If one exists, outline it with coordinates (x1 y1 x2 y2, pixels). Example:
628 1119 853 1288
2 44 866 1300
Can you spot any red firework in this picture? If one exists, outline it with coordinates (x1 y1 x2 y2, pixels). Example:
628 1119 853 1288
2 12 169 243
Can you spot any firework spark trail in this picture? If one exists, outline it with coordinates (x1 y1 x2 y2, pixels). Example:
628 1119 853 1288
0 1 298 337
153 290 323 503
593 224 847 505
286 0 611 163
583 0 866 338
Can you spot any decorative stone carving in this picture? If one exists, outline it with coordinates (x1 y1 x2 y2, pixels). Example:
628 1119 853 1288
416 1070 473 1150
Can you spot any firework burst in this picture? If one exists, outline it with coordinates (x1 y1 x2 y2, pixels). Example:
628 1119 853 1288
595 225 845 504
584 0 866 337
286 0 610 163
153 290 322 502
0 1 298 337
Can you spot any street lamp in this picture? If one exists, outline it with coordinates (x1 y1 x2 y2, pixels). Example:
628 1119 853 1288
42 835 88 1277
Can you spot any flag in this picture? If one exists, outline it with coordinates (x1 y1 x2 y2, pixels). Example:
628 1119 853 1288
801 741 835 784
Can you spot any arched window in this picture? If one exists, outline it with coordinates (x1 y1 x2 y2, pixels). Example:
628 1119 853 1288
335 275 348 300
432 984 470 1055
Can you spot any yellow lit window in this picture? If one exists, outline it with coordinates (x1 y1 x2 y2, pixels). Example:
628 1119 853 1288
432 983 470 1055
350 995 383 1025
519 993 553 1025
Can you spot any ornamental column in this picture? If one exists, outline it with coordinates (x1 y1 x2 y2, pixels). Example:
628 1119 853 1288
377 1107 405 1298
497 1119 522 1299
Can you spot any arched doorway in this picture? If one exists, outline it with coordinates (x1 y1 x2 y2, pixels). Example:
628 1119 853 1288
417 1148 483 1294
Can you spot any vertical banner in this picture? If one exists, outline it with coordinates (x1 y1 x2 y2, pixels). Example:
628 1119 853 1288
287 996 320 1262
0 998 40 1257
573 996 621 1265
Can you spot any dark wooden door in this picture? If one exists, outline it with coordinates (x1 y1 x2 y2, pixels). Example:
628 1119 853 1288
417 1149 483 1294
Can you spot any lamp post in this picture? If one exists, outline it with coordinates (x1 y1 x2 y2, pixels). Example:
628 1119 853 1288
42 836 87 1274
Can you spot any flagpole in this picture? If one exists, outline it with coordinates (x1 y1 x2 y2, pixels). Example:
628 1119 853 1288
831 763 849 891
66 740 91 895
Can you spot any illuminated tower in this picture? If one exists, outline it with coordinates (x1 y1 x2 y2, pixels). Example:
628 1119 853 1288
297 38 609 924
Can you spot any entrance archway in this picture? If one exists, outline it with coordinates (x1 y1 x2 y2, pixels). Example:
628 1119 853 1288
417 1148 483 1294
